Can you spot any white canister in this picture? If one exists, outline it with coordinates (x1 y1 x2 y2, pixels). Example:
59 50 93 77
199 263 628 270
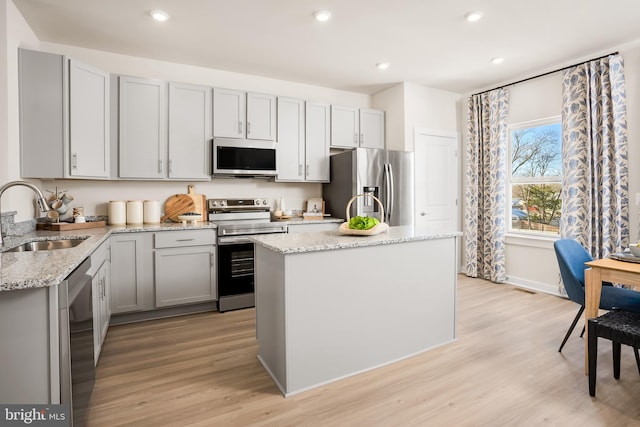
126 200 144 225
143 200 161 224
108 201 126 225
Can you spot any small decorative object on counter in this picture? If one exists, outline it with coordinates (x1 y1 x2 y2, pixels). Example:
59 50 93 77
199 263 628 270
126 200 143 225
143 200 161 224
337 194 389 236
108 200 126 225
178 212 200 225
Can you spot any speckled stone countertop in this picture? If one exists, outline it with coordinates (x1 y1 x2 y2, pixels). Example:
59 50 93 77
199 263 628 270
0 222 217 292
251 226 462 254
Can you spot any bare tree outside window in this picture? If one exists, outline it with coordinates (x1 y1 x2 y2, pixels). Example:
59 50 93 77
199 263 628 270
509 121 562 235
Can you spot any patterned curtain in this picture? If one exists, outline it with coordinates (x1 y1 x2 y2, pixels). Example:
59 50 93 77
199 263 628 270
561 54 629 258
464 88 509 283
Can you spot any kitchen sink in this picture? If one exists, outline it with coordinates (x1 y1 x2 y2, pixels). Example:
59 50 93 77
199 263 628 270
5 238 87 253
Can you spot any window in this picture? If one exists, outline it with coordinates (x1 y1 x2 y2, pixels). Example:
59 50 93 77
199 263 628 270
508 117 562 236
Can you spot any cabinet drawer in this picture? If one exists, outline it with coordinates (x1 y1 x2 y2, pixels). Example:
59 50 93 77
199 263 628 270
154 229 215 248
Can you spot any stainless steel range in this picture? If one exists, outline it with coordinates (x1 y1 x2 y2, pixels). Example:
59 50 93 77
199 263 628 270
208 198 287 312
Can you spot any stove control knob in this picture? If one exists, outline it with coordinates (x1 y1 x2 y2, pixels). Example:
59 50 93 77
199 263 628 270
255 199 261 206
220 200 226 207
262 199 268 205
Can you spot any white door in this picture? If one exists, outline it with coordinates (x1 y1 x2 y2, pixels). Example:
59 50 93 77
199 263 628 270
414 129 458 232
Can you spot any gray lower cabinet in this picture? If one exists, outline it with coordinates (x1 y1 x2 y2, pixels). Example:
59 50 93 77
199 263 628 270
154 230 217 307
110 233 154 314
91 238 111 363
0 285 60 404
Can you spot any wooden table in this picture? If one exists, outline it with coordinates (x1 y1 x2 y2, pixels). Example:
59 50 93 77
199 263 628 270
584 258 640 374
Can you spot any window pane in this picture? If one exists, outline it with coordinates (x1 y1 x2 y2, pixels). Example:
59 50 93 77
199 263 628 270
511 123 562 178
511 184 561 235
509 120 562 236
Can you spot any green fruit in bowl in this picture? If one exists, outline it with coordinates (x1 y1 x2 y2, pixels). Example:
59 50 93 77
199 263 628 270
348 216 379 230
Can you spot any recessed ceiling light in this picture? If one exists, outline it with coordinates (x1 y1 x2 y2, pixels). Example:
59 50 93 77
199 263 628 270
150 10 170 22
376 62 390 70
464 11 483 22
313 10 332 22
491 57 505 64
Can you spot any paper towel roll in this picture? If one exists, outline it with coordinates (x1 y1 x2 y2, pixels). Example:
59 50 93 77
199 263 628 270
143 200 161 224
126 200 144 225
108 201 126 225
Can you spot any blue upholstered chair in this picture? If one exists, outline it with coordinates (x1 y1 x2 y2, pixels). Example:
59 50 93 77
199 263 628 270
553 239 640 352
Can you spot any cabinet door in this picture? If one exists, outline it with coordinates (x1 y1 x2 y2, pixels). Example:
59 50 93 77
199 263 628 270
276 97 305 181
18 48 65 178
92 265 104 363
360 109 385 149
330 105 359 148
247 92 276 141
305 102 330 182
110 233 154 313
69 60 110 178
155 245 216 307
119 76 167 178
213 88 245 138
168 82 212 179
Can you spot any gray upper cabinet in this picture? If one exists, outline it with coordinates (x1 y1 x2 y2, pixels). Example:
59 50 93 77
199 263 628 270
276 97 305 181
213 88 276 141
330 105 385 149
305 101 330 182
330 105 359 149
19 48 110 179
359 109 385 149
168 82 212 179
118 76 167 179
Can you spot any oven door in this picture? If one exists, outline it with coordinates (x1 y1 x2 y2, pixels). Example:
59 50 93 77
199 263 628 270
217 236 256 312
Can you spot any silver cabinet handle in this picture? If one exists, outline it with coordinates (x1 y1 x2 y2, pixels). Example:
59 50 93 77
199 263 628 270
247 122 251 135
72 153 78 169
210 252 215 267
354 133 358 145
360 133 364 145
168 160 172 174
158 160 163 173
306 165 309 177
298 164 303 176
175 238 195 242
238 121 243 134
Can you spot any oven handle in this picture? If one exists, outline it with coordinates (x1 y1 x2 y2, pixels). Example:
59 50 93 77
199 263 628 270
218 236 254 245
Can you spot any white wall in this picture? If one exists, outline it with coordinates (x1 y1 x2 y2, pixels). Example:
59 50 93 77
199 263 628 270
372 82 460 151
460 39 640 295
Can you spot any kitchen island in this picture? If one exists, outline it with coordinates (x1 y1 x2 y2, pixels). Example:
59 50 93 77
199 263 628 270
251 226 461 396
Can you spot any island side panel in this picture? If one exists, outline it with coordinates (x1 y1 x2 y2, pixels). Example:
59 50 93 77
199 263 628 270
255 245 288 394
284 236 456 395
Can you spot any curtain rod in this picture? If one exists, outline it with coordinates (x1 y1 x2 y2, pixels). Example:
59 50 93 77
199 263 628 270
471 51 619 97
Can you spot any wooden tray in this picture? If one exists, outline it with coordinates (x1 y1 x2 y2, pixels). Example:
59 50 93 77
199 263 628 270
337 194 389 236
37 220 107 231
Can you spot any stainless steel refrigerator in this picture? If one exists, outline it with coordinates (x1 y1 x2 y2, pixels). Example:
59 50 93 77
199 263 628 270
322 148 414 226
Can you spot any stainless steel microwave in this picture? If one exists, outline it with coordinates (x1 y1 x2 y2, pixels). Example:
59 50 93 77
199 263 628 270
212 138 277 177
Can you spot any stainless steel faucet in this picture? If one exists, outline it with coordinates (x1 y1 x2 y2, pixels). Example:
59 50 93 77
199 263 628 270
0 180 51 246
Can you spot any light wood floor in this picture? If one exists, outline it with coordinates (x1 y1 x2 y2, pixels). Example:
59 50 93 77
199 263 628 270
87 275 640 427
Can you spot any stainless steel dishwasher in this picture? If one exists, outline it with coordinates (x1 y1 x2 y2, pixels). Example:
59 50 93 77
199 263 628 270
59 257 94 427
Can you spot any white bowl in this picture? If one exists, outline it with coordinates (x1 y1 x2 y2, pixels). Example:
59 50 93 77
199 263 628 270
629 244 640 257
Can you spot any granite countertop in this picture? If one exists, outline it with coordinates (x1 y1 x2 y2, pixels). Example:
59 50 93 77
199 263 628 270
251 225 462 255
0 222 217 292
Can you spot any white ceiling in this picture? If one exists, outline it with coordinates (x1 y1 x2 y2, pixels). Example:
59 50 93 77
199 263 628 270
12 0 640 95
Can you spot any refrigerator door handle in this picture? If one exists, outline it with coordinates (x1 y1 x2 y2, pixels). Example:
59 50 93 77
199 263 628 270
387 162 394 222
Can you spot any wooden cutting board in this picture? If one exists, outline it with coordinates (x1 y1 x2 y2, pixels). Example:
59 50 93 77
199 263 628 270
186 185 207 221
162 194 196 222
